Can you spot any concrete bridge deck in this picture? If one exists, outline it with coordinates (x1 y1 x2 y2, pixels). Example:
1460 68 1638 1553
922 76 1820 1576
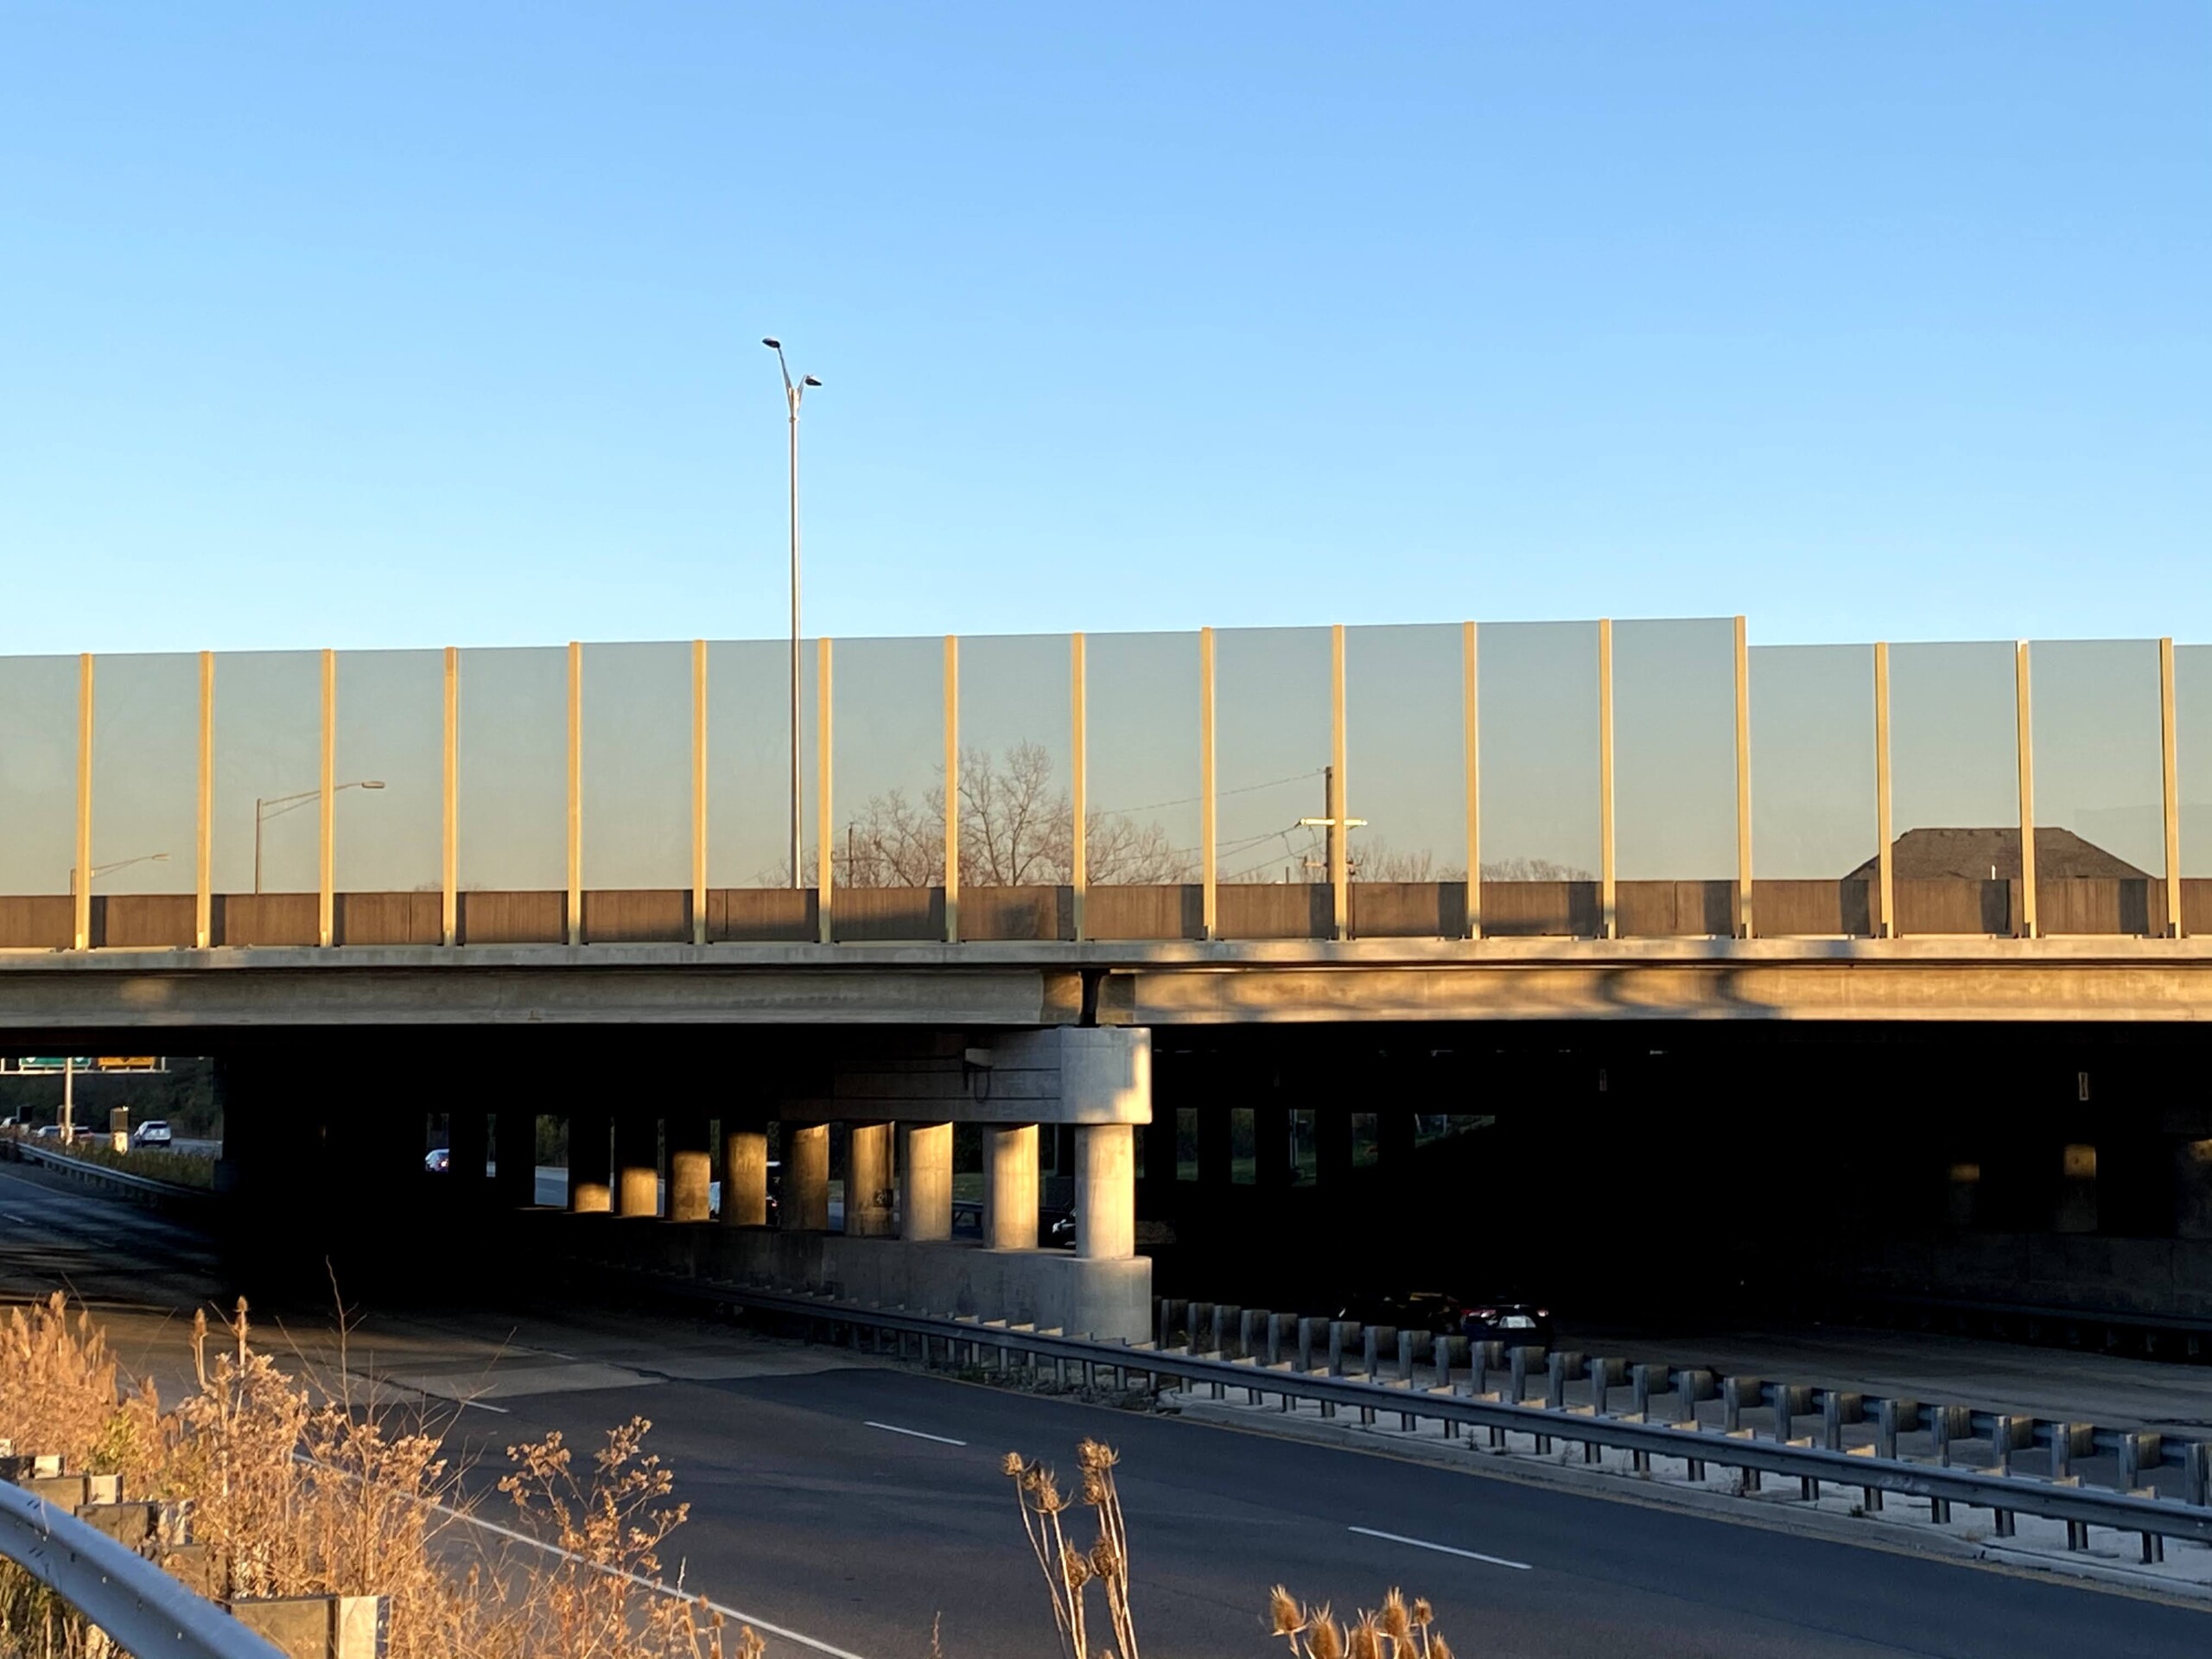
4 932 2212 1027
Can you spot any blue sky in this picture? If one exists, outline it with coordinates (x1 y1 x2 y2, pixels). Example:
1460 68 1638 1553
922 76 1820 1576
2 3 2205 655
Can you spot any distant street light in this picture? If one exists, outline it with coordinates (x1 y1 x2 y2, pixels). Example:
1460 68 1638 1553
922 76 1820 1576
67 851 171 893
256 780 385 893
764 337 823 888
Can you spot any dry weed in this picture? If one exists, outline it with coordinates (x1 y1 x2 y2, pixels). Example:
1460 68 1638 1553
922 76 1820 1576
1003 1438 1141 1659
1270 1585 1452 1659
0 1293 762 1659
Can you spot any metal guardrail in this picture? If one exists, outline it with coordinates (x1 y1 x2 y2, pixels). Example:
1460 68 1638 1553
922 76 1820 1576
0 1479 288 1659
615 1271 2212 1554
5 1136 213 1203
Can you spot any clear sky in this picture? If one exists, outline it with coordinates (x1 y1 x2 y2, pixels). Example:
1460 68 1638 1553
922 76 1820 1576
3 3 2205 656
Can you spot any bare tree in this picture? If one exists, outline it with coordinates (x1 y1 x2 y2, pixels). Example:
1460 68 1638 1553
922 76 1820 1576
833 743 1193 888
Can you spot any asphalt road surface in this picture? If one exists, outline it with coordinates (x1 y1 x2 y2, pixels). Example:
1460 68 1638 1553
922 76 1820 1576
0 1164 2205 1659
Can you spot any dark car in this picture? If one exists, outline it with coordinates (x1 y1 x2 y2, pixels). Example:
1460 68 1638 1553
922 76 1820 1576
1333 1291 1554 1350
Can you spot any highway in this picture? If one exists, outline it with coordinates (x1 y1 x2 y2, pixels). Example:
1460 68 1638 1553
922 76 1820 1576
1 1165 2206 1658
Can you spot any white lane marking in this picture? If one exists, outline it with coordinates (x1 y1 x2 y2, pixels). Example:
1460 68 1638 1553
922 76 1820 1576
1 1213 32 1224
864 1421 968 1447
457 1398 511 1414
1347 1526 1531 1572
454 1508 871 1659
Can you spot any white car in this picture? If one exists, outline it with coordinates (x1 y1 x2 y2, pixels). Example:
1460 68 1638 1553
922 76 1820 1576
130 1121 174 1148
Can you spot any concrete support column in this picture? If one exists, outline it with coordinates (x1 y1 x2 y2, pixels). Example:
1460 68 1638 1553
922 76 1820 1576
1074 1123 1135 1260
1255 1102 1293 1190
1142 1108 1179 1187
492 1109 537 1208
985 1123 1039 1250
449 1110 490 1198
569 1109 612 1213
2175 1138 2212 1241
1379 1109 1416 1168
899 1122 953 1241
783 1122 830 1230
847 1122 894 1236
2056 1142 2098 1235
721 1121 769 1226
1198 1104 1233 1189
666 1112 712 1224
614 1114 660 1218
1314 1103 1353 1188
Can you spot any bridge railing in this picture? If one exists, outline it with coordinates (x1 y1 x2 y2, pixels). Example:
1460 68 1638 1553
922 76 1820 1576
2 622 2205 950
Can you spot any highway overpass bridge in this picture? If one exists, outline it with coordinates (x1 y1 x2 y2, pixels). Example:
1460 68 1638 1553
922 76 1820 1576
5 617 2212 1337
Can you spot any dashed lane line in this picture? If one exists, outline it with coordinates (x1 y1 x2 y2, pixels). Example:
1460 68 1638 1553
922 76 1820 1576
864 1421 969 1447
1347 1526 1532 1572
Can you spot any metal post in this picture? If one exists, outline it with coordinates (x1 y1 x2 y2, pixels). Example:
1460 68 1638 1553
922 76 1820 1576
2161 637 2183 938
73 653 92 950
1874 641 1896 938
1330 623 1349 939
1597 618 1616 938
817 639 834 944
1199 626 1217 939
441 645 458 947
1734 614 1753 938
318 647 335 948
1462 619 1481 938
1071 632 1087 941
944 635 960 944
196 651 214 948
2016 640 2037 939
566 639 582 945
692 639 708 945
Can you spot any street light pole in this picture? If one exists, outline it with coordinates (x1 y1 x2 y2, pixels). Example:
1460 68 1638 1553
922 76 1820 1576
255 780 385 894
763 338 822 888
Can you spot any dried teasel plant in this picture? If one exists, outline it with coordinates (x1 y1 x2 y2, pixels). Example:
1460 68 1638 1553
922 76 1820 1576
1270 1586 1450 1659
1003 1439 1141 1659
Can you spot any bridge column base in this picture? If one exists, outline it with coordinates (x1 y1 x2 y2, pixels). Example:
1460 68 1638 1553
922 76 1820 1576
712 1230 1152 1344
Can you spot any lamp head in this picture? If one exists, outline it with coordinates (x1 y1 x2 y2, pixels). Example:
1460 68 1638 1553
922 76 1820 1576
362 780 387 790
803 375 822 388
761 337 781 350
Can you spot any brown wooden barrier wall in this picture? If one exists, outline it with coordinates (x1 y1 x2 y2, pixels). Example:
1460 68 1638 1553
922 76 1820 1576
3 877 2210 948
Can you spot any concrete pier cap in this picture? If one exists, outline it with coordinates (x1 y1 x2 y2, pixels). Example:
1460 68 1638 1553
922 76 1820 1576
746 1025 1154 1340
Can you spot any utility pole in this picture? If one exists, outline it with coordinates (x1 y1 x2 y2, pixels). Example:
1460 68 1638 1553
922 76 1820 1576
762 339 823 888
1298 766 1365 882
61 1055 73 1145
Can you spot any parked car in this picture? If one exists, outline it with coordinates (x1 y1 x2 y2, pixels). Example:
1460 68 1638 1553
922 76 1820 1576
31 1124 60 1141
130 1120 173 1148
1332 1291 1554 1350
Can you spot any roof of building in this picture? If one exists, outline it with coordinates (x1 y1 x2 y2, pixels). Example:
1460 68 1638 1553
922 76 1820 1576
1842 826 2149 882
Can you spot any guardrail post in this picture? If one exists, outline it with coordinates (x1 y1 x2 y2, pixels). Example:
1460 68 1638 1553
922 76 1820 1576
1590 1357 1622 1415
1188 1301 1213 1355
1299 1316 1324 1372
1721 1376 1759 1433
1240 1308 1264 1363
1214 1304 1238 1362
2050 1421 2092 1549
1929 1407 1964 1530
2120 1432 2164 1561
1396 1329 1416 1382
2186 1439 2210 1510
1328 1321 1353 1377
1266 1312 1290 1367
1435 1333 1466 1391
1545 1351 1579 1410
1158 1300 1182 1350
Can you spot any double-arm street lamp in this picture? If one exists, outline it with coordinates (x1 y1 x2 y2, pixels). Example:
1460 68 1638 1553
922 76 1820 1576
255 780 385 893
762 337 822 888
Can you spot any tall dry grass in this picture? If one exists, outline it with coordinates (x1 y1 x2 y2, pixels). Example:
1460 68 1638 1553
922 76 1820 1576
0 1293 758 1659
1267 1586 1453 1659
1002 1437 1141 1659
